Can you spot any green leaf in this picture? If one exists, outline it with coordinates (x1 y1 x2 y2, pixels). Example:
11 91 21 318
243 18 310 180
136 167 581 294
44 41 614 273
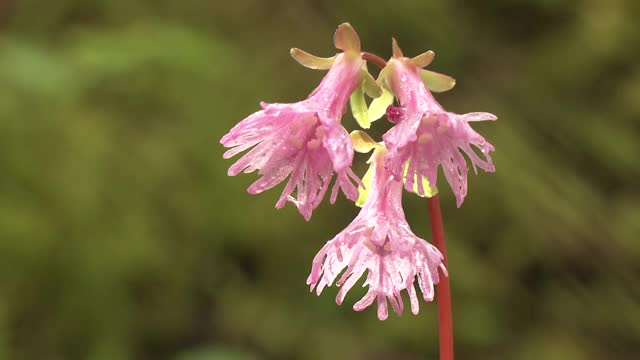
350 84 369 128
367 87 394 122
403 161 437 197
289 48 335 70
421 69 456 92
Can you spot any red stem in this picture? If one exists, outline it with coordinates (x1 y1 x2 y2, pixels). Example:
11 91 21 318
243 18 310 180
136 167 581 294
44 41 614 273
428 195 454 360
361 50 454 359
362 52 388 70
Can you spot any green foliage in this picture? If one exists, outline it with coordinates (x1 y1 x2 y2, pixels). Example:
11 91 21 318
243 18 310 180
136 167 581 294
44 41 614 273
1 0 639 359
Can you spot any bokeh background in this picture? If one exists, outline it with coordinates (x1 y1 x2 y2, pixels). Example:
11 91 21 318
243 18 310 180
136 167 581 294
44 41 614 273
1 0 639 359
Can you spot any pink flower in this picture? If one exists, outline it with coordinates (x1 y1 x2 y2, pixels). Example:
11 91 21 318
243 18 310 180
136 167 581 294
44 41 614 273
221 25 367 220
382 55 497 207
307 148 445 320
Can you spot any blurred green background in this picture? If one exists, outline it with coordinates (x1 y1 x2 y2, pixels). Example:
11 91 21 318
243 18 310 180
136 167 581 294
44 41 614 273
1 0 639 359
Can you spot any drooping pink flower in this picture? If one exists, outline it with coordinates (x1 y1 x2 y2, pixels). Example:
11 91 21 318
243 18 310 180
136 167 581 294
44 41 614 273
307 148 445 320
221 25 368 220
381 52 497 207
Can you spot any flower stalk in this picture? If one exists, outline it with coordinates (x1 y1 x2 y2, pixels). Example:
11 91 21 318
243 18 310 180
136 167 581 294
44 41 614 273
428 195 454 360
362 52 388 70
366 54 456 360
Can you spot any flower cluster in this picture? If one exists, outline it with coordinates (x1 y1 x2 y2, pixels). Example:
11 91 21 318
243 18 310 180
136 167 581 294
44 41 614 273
220 24 496 319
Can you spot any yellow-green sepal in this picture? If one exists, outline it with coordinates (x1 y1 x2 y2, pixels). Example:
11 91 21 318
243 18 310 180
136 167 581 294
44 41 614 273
362 70 383 98
349 83 370 129
350 130 379 153
403 161 437 197
421 69 456 93
290 48 336 70
391 38 403 58
334 23 361 53
350 130 384 207
368 87 394 122
356 162 374 207
350 66 384 129
411 50 435 68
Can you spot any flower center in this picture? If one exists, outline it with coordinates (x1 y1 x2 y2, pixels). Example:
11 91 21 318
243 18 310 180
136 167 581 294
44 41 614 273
307 125 325 150
287 116 324 150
